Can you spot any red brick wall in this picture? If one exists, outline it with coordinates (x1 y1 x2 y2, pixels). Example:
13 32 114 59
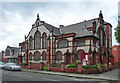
112 45 120 63
30 63 40 70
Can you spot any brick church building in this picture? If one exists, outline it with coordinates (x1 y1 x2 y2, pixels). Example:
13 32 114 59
18 11 114 66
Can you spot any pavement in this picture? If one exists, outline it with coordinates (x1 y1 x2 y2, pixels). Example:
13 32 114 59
22 68 120 81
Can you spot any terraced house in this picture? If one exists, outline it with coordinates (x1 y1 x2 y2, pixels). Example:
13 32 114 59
18 11 114 67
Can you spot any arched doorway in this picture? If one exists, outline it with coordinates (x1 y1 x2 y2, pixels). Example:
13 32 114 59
76 49 85 62
65 49 71 65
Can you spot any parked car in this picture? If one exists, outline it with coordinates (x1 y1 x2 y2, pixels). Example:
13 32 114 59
0 62 5 69
4 62 21 71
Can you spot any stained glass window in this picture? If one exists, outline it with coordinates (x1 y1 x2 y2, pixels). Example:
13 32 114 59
34 31 41 49
56 52 62 60
29 36 33 50
42 33 47 48
43 52 46 60
29 53 32 60
34 52 40 61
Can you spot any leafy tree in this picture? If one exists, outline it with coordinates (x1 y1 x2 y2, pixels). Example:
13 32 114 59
114 16 120 44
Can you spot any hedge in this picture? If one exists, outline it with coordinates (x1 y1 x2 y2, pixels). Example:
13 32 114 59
43 67 47 71
52 65 60 67
67 63 77 68
83 65 90 69
92 65 98 69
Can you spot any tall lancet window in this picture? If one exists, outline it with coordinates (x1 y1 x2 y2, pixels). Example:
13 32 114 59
29 36 33 50
34 31 41 49
100 30 103 46
42 32 47 49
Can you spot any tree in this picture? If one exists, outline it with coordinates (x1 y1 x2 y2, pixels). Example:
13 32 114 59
114 16 120 44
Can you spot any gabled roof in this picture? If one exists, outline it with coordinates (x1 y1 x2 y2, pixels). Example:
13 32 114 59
6 46 19 58
27 14 61 37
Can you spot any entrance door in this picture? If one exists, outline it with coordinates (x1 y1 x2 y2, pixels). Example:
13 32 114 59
66 53 71 65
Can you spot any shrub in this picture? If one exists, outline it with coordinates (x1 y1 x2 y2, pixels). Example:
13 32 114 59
67 63 77 68
92 65 98 69
52 65 60 67
101 64 105 68
43 67 47 71
23 63 28 66
83 65 90 69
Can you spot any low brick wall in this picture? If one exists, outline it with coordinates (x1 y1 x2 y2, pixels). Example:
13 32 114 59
20 62 119 74
30 63 40 70
50 67 64 72
82 69 99 74
21 65 28 69
101 67 107 72
65 68 77 73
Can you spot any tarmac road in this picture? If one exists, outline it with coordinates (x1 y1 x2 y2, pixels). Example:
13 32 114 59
1 69 108 83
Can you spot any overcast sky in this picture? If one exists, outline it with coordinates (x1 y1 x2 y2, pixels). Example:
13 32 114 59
0 0 119 51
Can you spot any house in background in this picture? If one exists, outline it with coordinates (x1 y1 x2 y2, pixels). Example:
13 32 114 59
2 46 19 63
18 11 114 66
112 45 120 63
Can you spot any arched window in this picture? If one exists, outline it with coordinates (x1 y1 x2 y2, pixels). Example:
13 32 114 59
34 31 41 49
21 45 25 52
23 54 25 61
97 27 105 46
29 36 33 50
29 53 32 61
58 39 68 48
34 52 40 61
56 51 62 60
42 33 47 49
42 52 47 60
100 30 103 46
6 50 10 56
77 50 84 60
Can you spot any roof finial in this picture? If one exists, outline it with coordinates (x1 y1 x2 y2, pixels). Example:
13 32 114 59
37 13 39 18
99 10 103 19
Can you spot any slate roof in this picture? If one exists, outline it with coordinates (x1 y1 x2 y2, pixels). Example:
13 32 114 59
60 18 99 38
44 22 61 36
29 13 111 38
